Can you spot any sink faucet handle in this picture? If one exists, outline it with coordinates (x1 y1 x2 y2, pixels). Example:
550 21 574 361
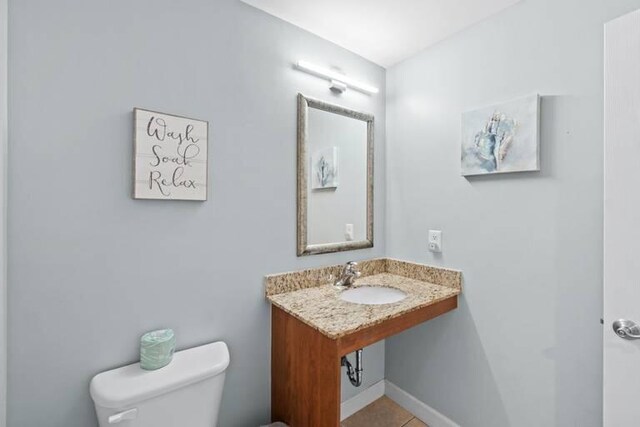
344 261 359 274
334 262 361 288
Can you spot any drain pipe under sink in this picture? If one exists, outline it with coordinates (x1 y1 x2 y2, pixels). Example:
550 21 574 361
341 349 363 387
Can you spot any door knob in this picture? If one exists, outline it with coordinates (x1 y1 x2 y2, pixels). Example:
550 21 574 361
613 319 640 340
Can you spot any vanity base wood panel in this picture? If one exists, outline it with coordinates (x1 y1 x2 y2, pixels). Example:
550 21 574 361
271 306 341 427
336 296 457 356
270 295 458 427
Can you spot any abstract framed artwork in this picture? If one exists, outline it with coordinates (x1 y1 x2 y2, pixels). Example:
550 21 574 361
311 146 339 189
461 94 540 176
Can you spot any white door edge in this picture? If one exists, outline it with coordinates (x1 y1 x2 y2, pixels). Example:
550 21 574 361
603 7 640 426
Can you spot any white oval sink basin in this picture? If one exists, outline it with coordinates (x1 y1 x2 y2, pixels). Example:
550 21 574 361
340 286 407 305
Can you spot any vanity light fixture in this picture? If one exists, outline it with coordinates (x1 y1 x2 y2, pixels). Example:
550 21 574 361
295 60 379 95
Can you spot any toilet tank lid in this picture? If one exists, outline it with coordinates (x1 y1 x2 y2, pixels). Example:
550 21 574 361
90 341 229 409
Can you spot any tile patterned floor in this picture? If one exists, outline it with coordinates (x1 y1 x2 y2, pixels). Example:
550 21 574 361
341 396 428 427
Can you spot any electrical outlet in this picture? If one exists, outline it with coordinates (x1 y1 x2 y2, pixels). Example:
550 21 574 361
428 230 442 253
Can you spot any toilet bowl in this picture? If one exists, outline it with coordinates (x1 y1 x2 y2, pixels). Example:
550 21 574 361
90 341 229 427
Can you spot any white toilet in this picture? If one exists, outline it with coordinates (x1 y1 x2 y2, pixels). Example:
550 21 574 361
90 341 229 426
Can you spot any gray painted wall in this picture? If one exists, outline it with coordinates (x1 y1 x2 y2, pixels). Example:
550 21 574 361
7 1 385 426
0 0 6 424
385 0 640 426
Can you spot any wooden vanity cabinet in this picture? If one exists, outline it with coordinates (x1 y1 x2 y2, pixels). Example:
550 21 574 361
270 295 457 427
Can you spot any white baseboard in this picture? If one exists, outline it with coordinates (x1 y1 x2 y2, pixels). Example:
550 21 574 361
340 380 386 421
385 380 459 427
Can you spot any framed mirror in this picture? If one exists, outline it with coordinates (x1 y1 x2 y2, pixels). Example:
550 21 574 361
297 94 374 256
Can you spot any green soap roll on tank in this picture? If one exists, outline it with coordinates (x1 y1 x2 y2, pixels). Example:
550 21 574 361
140 329 176 370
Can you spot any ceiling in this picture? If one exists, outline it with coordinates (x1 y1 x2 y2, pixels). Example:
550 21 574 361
241 0 521 68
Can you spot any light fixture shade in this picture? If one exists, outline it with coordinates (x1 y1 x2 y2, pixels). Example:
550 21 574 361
296 60 379 95
329 79 347 93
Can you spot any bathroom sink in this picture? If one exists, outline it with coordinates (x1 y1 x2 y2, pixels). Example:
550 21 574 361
340 286 407 305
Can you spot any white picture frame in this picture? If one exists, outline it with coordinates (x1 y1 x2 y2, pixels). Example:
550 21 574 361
133 108 208 200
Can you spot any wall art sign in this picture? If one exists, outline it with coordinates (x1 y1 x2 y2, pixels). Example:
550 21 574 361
133 108 208 200
461 94 540 176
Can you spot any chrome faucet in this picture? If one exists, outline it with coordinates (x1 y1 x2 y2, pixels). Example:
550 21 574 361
334 261 361 288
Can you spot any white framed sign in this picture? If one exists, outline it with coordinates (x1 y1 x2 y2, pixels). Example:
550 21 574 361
133 108 208 201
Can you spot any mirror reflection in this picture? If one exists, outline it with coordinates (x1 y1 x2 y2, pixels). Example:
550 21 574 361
297 94 374 256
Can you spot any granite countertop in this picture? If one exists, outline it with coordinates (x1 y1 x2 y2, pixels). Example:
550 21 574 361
265 259 462 339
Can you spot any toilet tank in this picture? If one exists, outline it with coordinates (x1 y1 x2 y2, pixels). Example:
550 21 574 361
90 341 229 427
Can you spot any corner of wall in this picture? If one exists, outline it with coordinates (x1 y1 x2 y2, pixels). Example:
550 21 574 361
0 0 7 424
